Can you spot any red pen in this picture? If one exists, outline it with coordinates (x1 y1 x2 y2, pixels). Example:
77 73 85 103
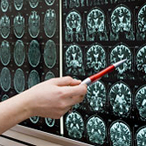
81 59 127 86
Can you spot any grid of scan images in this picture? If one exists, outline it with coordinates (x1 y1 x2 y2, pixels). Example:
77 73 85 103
63 0 146 145
0 0 60 135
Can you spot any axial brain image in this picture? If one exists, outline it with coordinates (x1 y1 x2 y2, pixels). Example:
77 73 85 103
136 127 146 146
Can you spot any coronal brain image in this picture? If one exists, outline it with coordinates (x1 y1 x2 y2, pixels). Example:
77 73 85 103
28 11 40 38
109 82 132 117
110 44 131 74
110 5 134 40
14 40 25 67
65 45 85 75
86 81 106 112
44 40 57 69
1 0 9 12
86 115 106 145
1 94 9 102
28 40 41 67
28 70 40 88
110 121 131 146
0 15 10 39
136 45 146 74
86 44 106 74
45 0 55 6
65 111 84 139
136 127 146 146
44 9 57 38
0 67 11 92
30 116 39 124
14 0 23 11
29 0 39 8
13 14 25 39
0 40 11 66
86 8 108 41
45 118 55 127
135 85 146 121
14 68 25 93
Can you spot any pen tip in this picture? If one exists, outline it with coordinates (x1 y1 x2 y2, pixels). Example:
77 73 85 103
113 59 127 67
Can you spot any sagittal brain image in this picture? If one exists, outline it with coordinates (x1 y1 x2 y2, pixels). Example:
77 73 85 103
65 111 84 139
1 94 9 102
29 0 39 8
136 45 146 74
45 118 55 127
30 116 39 124
45 0 55 6
1 0 9 12
0 15 10 39
136 127 146 146
110 44 131 74
86 81 106 112
45 71 55 80
65 10 84 42
86 115 106 145
110 5 134 41
14 40 25 67
28 70 40 88
44 40 57 69
28 11 40 38
110 121 132 146
0 67 11 92
0 40 11 66
86 44 106 74
14 0 23 11
13 13 25 39
135 85 146 121
28 40 41 67
137 4 146 40
65 45 85 76
109 82 132 117
86 8 108 41
44 9 57 38
14 68 25 93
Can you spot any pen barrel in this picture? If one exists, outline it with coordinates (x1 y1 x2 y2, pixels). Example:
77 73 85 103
90 65 115 82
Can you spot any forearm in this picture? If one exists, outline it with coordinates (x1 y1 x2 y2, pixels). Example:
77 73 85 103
0 90 32 134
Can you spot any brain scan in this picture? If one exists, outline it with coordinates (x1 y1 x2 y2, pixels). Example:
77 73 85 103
137 4 146 40
136 127 146 146
0 67 11 92
14 0 23 11
0 15 10 39
136 45 146 74
28 40 41 67
1 94 9 102
109 82 132 117
86 81 106 112
14 68 25 93
44 9 57 38
13 14 25 39
28 11 40 38
1 0 9 12
135 85 146 121
30 116 39 124
28 70 40 88
69 0 80 8
45 0 55 6
44 40 57 69
110 121 131 146
14 40 25 67
110 5 134 41
65 111 84 139
86 44 106 74
45 71 55 80
86 8 108 41
29 0 39 8
110 44 131 74
65 45 85 76
65 10 84 42
0 40 11 66
45 118 55 127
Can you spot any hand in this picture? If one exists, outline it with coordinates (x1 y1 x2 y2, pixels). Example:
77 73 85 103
27 76 87 119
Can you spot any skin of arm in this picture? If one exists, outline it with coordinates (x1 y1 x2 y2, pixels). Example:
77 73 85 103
0 76 87 134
